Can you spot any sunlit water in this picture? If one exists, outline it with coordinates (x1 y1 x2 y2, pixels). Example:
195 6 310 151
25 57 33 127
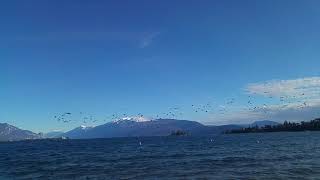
1 132 320 179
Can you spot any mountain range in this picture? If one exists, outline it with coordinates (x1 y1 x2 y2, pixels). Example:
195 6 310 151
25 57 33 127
61 118 279 139
0 123 41 141
0 119 279 141
250 120 279 127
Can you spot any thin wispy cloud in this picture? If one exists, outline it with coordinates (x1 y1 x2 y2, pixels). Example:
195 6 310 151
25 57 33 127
246 77 320 119
206 103 320 125
10 31 162 50
245 77 320 98
205 77 320 125
139 32 160 48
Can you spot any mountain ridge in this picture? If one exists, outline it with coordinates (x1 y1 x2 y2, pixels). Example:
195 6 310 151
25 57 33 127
0 119 280 141
0 123 41 141
63 119 277 139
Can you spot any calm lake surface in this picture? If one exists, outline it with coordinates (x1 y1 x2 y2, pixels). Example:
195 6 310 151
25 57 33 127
1 132 320 179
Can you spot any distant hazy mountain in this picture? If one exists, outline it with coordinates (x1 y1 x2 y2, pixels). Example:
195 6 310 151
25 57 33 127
0 123 41 141
63 125 93 138
250 120 279 127
44 131 64 138
63 118 242 139
208 124 244 132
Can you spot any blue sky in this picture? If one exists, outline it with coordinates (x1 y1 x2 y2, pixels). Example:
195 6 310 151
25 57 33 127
1 0 320 132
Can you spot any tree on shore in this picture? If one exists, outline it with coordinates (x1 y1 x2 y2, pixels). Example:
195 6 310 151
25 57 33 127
226 118 320 134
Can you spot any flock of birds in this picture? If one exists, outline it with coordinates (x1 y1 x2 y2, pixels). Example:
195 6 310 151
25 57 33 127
53 90 314 125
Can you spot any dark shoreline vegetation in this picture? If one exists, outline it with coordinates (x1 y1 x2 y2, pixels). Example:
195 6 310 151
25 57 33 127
170 130 188 136
226 118 320 134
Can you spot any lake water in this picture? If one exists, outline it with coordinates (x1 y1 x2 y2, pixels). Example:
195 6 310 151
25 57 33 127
1 132 320 179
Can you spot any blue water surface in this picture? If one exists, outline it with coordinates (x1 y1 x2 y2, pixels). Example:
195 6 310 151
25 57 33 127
1 132 320 179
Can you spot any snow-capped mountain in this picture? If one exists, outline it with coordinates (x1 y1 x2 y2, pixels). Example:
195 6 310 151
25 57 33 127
80 125 91 129
63 118 236 139
114 116 152 123
63 125 93 138
0 123 41 141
